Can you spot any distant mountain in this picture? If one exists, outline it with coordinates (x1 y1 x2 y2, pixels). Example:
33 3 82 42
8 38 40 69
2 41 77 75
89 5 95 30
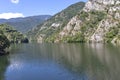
0 15 51 33
28 2 85 42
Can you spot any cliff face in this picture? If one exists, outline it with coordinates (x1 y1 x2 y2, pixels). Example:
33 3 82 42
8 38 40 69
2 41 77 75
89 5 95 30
29 2 85 43
55 0 120 44
83 0 120 11
85 0 120 44
33 0 120 44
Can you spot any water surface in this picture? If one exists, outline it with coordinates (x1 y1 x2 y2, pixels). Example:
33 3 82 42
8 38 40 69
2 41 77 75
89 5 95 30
0 43 120 80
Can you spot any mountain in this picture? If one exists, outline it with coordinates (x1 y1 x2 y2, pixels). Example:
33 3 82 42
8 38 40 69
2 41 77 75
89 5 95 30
57 0 120 44
30 0 120 44
0 15 51 33
28 2 85 42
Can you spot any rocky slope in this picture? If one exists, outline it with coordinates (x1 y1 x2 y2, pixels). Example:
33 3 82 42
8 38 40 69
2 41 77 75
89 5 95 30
31 0 120 44
28 2 85 42
57 0 120 44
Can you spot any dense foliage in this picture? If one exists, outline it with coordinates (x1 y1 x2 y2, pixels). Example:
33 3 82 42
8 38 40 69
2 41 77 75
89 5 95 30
105 26 119 42
0 31 10 50
0 24 29 43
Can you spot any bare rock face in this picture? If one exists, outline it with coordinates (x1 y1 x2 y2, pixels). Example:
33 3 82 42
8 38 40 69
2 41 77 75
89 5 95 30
87 0 120 43
37 34 46 43
34 0 120 44
57 0 120 44
89 18 119 42
83 0 120 12
59 16 82 37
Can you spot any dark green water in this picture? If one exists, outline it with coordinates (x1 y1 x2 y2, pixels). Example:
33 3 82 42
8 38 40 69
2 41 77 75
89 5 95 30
0 43 120 80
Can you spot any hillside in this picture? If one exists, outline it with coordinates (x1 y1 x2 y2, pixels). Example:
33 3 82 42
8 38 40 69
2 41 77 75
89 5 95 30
28 2 85 42
0 15 51 33
0 24 28 43
31 0 120 44
0 31 10 55
56 0 120 44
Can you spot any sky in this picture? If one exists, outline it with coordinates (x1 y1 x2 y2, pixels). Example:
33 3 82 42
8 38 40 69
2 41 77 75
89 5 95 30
0 0 88 19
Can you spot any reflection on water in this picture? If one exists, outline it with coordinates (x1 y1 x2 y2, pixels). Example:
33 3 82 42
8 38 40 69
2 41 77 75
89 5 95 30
0 56 9 80
1 43 120 80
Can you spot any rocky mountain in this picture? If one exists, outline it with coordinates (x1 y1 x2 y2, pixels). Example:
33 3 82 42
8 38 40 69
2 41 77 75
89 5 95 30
57 0 120 44
28 2 85 42
30 0 120 44
0 15 51 33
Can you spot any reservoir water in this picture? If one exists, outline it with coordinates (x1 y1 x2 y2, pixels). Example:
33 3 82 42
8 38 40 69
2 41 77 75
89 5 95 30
0 43 120 80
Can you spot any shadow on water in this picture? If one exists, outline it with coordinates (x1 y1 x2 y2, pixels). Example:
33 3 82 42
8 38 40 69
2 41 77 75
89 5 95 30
2 43 120 80
0 56 9 80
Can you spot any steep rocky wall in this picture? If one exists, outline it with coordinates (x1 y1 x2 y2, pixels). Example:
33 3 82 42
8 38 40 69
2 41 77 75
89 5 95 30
56 0 120 44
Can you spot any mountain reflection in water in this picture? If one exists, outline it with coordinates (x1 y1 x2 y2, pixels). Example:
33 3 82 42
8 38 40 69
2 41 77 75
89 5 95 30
1 43 120 80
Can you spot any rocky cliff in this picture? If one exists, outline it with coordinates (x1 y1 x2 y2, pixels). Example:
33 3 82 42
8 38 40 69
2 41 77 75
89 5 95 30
33 0 120 44
29 2 85 42
54 0 120 44
83 0 120 43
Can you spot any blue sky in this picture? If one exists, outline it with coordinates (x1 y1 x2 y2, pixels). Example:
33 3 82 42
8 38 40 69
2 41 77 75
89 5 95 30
0 0 88 19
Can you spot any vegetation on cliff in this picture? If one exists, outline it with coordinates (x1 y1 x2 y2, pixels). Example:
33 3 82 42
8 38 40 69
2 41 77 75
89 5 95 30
28 0 120 44
28 2 85 42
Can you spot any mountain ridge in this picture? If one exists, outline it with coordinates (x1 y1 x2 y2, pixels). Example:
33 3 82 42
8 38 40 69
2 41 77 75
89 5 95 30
28 2 85 42
0 15 51 33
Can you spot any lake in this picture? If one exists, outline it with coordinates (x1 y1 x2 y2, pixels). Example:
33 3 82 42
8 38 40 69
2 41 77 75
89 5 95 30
0 43 120 80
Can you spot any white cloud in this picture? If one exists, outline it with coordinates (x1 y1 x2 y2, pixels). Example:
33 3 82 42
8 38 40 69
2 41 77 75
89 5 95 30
11 0 19 4
0 13 24 19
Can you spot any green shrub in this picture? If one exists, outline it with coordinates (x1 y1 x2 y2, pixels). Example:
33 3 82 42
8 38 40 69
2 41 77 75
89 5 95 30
0 33 10 50
62 32 85 43
105 27 119 42
79 11 89 21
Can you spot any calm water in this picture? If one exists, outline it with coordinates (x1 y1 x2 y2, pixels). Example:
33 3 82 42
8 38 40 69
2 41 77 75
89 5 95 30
0 43 120 80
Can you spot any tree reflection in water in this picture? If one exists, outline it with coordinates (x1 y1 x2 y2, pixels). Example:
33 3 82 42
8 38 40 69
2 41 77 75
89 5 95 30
50 43 120 80
0 56 9 80
3 43 120 80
